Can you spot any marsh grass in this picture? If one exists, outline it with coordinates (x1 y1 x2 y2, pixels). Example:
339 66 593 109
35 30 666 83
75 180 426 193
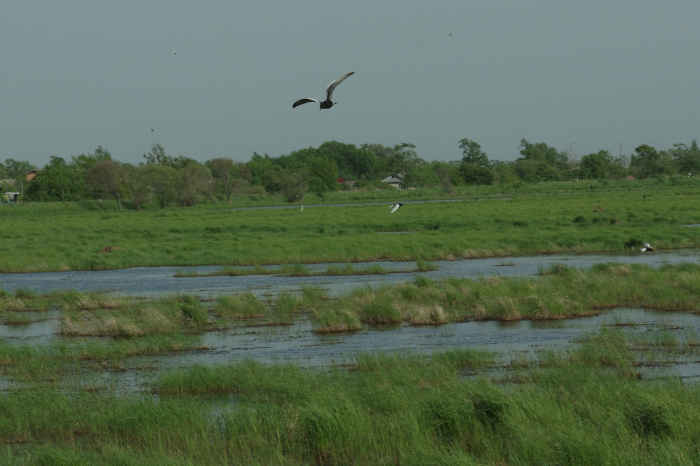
214 293 267 320
4 312 700 463
4 181 700 273
57 294 210 337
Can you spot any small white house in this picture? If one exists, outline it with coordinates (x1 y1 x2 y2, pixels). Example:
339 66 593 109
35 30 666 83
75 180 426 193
3 192 19 204
380 173 404 189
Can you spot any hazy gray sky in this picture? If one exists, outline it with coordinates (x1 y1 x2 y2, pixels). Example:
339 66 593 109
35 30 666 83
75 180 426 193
1 1 698 168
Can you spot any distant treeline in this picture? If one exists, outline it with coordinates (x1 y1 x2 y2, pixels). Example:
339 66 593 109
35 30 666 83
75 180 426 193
1 138 699 208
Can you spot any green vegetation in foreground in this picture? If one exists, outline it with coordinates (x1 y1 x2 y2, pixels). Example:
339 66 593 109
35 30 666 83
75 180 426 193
174 260 437 277
5 325 700 464
2 179 700 272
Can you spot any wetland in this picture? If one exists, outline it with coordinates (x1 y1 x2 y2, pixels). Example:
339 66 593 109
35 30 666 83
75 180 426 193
3 182 700 464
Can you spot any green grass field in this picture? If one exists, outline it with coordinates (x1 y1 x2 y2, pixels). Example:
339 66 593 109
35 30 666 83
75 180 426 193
2 179 699 272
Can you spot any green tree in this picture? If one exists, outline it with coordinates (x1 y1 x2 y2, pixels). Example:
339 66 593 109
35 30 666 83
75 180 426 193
458 163 494 185
247 152 276 186
86 159 126 209
143 164 179 208
459 138 490 167
271 169 307 202
71 146 112 174
142 145 197 169
208 158 253 203
671 140 700 175
631 144 661 178
518 139 567 171
122 164 150 210
1 159 36 179
177 163 213 207
403 165 440 188
307 157 339 194
579 150 614 179
25 156 86 202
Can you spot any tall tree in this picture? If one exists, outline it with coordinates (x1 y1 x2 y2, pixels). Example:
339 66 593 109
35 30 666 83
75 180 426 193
122 164 150 210
25 156 86 202
307 156 339 194
518 139 567 170
177 163 213 206
143 164 178 208
459 138 490 167
71 146 112 174
2 159 36 179
631 144 661 178
579 150 614 179
671 139 700 175
86 159 126 209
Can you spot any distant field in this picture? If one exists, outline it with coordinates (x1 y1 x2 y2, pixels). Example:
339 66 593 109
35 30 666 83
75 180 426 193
1 178 699 272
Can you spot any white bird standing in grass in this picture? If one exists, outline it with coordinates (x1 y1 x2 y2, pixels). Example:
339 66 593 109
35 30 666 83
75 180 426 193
300 205 304 211
390 203 402 214
293 72 354 110
640 242 654 252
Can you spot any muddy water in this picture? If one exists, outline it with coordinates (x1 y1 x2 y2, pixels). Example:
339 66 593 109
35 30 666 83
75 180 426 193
0 250 697 298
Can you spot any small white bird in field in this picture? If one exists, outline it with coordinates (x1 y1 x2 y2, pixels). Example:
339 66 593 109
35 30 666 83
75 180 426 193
300 205 304 211
390 203 403 214
640 242 654 252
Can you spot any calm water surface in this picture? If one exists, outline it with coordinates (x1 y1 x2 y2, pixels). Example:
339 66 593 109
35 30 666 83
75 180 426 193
0 250 697 298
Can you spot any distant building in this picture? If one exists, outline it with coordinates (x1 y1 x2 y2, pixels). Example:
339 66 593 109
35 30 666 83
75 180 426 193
3 192 20 204
380 173 404 189
26 169 38 181
337 177 356 188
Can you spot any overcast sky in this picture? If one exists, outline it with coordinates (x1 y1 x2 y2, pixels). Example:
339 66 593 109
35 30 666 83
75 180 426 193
1 1 698 168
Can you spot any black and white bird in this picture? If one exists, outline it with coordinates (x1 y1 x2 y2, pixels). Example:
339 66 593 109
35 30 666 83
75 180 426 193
390 203 403 214
640 242 654 252
293 72 354 110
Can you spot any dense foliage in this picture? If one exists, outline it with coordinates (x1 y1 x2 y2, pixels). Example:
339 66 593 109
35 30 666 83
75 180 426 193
4 137 700 205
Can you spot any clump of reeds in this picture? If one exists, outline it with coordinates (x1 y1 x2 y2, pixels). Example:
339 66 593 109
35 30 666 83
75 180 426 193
214 293 267 319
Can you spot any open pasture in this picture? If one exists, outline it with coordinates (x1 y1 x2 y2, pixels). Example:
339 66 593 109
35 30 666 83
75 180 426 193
2 180 699 273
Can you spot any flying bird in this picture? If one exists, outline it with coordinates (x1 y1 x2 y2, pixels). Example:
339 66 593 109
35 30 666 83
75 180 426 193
449 33 452 36
640 242 654 252
293 72 355 110
390 203 403 214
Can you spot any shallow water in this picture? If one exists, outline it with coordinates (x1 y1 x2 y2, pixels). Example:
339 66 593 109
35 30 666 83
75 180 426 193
0 309 60 340
4 307 700 393
0 250 697 299
146 308 700 369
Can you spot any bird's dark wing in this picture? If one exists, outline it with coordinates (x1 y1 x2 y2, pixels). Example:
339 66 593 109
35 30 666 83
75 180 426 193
326 72 354 101
293 98 320 108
